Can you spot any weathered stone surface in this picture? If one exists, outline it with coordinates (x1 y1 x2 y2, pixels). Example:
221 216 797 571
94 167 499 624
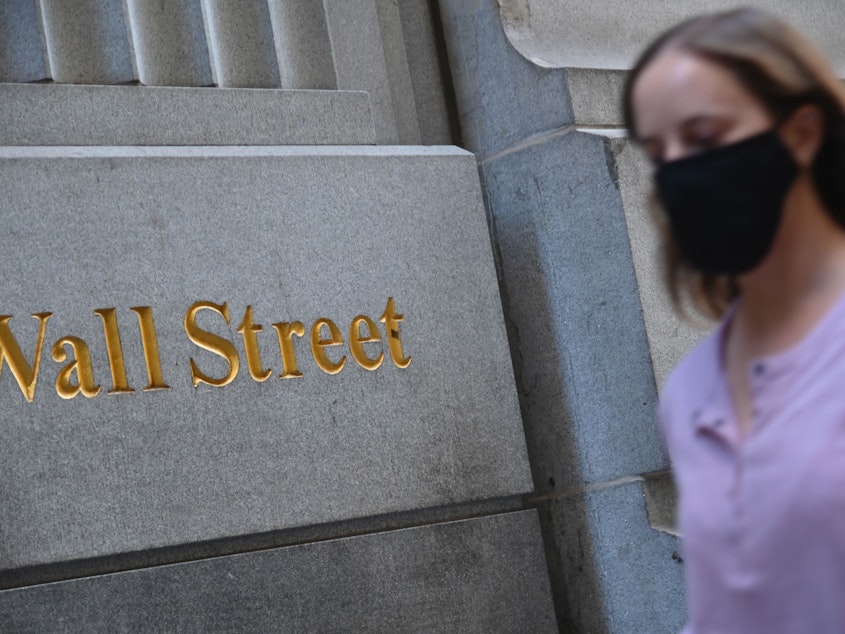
0 146 530 569
498 0 845 75
267 0 336 89
482 129 666 491
325 0 420 144
643 470 679 536
538 481 687 634
125 0 213 87
439 0 573 158
566 67 627 127
40 0 135 84
438 2 684 629
0 0 48 83
0 84 376 146
397 0 453 144
0 511 557 633
611 134 711 388
201 0 280 87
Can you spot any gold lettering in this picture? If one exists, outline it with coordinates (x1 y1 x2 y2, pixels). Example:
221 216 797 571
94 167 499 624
237 306 271 382
272 321 305 379
94 308 134 394
310 318 346 375
0 312 52 402
349 315 383 371
379 297 411 368
184 301 240 388
130 306 170 391
52 336 101 399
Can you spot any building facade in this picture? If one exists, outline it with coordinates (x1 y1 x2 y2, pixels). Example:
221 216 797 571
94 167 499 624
0 1 840 632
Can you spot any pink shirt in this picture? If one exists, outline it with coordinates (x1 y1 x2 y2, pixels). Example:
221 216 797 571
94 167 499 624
659 292 845 634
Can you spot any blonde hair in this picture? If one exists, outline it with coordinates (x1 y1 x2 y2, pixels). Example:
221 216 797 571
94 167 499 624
623 8 845 318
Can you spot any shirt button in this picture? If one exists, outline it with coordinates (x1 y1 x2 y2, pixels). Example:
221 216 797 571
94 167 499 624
753 363 766 377
713 418 725 427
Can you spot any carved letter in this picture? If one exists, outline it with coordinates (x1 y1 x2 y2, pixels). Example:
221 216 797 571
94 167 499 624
94 308 134 394
184 301 240 388
310 318 346 375
379 297 411 368
272 321 305 379
131 306 170 391
0 312 52 402
349 315 383 371
52 336 101 399
237 305 271 382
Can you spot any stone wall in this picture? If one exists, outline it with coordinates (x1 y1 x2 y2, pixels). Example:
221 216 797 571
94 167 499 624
5 1 834 631
0 0 453 144
435 1 843 632
0 2 559 631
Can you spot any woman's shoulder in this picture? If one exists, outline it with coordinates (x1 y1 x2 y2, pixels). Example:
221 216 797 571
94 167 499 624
657 326 724 443
661 327 722 404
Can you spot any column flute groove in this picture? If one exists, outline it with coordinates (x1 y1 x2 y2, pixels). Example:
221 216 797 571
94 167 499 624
125 0 212 87
39 0 135 84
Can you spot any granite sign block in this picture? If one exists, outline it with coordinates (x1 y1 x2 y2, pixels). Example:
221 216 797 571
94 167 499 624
0 145 531 570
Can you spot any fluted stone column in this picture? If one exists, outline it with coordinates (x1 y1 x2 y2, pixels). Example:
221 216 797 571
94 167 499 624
325 0 420 144
39 0 135 84
124 0 212 87
267 0 335 89
0 0 48 83
200 0 280 88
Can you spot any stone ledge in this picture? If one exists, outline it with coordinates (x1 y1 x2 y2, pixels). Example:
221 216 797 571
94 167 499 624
0 511 557 633
498 0 845 75
0 83 376 145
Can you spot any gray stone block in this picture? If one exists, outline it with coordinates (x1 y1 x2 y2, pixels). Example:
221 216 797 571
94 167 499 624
611 135 711 388
0 511 556 633
567 67 628 127
0 0 48 83
643 470 678 536
40 0 135 84
438 0 574 158
125 0 213 87
0 83 376 146
538 481 687 634
201 0 280 88
325 0 420 144
498 0 845 76
397 0 454 144
0 145 531 568
482 130 667 491
373 0 421 143
267 0 336 89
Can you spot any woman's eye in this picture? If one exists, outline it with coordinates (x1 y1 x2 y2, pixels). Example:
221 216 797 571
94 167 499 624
693 135 719 149
685 123 727 151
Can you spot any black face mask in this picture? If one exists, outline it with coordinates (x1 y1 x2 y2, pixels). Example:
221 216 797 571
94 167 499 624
655 129 799 275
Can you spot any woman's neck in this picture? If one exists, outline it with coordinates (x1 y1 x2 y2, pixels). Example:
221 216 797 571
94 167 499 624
733 176 845 353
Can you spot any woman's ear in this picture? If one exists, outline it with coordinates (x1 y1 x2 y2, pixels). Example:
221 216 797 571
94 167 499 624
780 104 825 167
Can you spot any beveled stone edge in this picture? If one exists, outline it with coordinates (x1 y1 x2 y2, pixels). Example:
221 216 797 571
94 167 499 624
0 495 527 590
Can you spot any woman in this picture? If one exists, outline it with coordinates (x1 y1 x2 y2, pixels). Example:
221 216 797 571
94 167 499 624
623 8 845 633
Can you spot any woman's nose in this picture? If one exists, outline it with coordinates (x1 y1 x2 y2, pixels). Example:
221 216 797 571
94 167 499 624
662 138 688 163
